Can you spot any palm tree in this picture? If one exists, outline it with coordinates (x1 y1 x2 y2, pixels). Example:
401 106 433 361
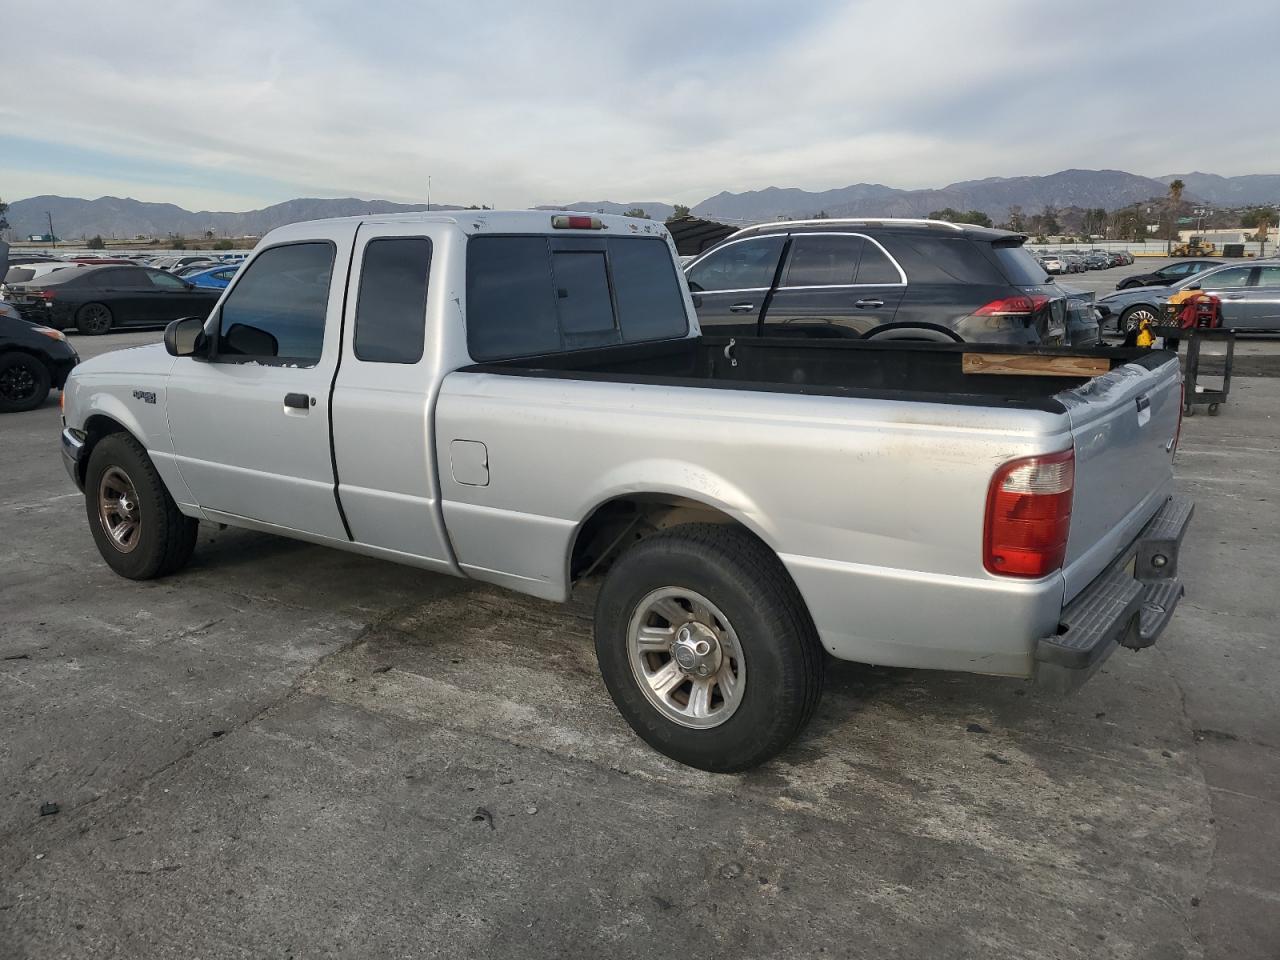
1166 179 1185 253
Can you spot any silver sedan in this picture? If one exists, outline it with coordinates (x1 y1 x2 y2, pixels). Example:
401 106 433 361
1096 260 1280 332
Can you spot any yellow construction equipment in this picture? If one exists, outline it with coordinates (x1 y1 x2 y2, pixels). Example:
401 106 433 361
1171 236 1218 257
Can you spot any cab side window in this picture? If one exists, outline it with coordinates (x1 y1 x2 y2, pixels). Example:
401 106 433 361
354 237 432 363
216 242 334 363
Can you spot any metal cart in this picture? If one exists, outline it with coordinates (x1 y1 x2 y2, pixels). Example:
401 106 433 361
1152 325 1236 416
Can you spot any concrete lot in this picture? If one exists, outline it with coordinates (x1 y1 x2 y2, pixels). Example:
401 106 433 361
1 329 1277 959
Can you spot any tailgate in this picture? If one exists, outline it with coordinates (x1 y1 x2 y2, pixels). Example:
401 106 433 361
1059 354 1181 602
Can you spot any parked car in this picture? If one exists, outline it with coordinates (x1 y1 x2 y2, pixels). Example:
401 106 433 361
172 260 220 277
683 218 1070 344
3 260 87 288
162 255 224 273
1115 259 1217 290
1040 254 1066 275
0 310 79 412
1056 283 1103 345
3 263 221 334
1084 252 1111 270
183 264 240 289
5 254 64 267
1097 260 1280 332
59 210 1192 771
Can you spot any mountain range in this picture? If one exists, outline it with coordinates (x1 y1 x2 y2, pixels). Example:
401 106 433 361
6 170 1280 239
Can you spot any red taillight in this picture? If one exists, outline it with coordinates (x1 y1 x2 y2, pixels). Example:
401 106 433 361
37 288 57 301
984 449 1074 578
551 214 603 230
974 294 1050 317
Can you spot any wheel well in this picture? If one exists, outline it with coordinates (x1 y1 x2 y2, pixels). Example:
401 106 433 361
863 322 964 343
77 415 130 485
1 345 55 374
569 494 761 583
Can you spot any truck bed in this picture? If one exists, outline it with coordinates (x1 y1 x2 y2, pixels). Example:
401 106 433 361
462 336 1174 411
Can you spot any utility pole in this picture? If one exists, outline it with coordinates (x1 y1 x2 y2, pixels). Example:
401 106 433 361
47 211 56 249
427 176 432 212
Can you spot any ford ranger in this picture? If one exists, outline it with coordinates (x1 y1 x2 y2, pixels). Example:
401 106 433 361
59 211 1193 771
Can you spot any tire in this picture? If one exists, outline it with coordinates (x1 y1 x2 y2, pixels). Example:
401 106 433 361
75 302 114 335
84 433 199 580
1120 304 1160 334
0 352 52 413
594 523 824 772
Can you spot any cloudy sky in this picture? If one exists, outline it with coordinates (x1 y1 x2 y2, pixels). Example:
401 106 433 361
2 0 1277 212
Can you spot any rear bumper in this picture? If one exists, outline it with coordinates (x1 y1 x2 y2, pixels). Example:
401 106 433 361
1034 495 1193 692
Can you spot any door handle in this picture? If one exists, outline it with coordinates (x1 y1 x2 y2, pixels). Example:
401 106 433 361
854 298 884 309
728 302 755 314
1223 294 1244 300
284 392 312 410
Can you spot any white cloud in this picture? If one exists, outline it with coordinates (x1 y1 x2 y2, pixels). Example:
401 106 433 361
3 0 1277 209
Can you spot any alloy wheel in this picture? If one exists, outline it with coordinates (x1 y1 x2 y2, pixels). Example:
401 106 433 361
97 466 142 553
0 363 37 402
627 587 747 729
81 305 111 333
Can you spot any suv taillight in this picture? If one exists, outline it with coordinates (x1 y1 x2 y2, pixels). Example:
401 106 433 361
974 294 1050 317
984 449 1074 578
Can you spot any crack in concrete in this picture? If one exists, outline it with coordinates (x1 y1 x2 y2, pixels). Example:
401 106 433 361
0 596 424 861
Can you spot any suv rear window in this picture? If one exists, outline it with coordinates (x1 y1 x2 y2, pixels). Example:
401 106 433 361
467 236 688 361
880 236 1004 285
990 243 1051 285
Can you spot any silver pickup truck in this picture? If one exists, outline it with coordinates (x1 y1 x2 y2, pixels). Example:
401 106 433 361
59 211 1192 771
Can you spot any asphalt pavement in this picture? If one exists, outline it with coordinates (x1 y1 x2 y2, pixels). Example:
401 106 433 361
1 327 1277 959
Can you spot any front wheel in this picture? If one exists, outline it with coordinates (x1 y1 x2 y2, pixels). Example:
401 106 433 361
0 353 52 412
594 523 824 772
84 433 199 579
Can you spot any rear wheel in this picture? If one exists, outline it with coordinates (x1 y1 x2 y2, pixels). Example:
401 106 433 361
75 302 114 335
0 353 52 412
594 523 824 772
85 433 199 579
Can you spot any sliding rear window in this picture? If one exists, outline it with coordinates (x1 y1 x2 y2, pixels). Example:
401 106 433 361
466 235 688 361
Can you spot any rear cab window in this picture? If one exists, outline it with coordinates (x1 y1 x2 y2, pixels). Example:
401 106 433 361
466 235 688 361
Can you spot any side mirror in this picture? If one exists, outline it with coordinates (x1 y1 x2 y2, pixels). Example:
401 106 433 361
165 316 207 357
1187 283 1201 291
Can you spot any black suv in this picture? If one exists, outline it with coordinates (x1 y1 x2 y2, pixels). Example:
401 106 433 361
683 219 1073 345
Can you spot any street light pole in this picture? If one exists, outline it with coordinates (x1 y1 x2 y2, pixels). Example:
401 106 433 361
427 176 432 213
